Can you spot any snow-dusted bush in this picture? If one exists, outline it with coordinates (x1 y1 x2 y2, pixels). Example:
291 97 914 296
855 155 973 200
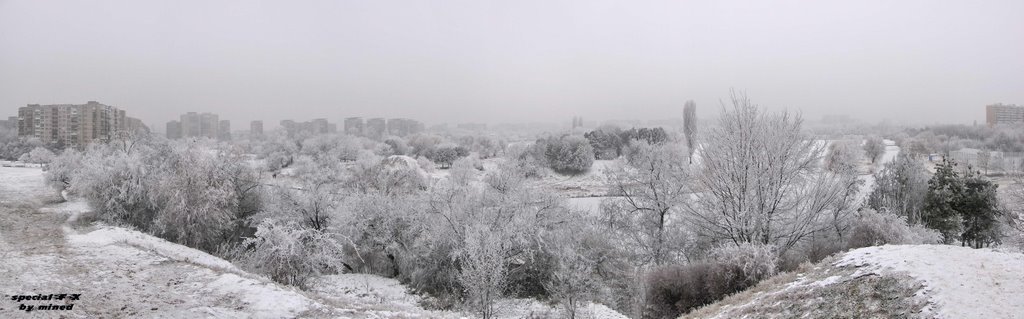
346 154 427 196
540 135 594 175
847 208 943 249
708 243 779 286
70 143 158 229
544 229 601 319
382 137 410 156
505 143 548 179
58 139 264 253
0 137 42 160
457 224 508 319
449 156 478 185
231 219 347 287
45 148 83 192
20 146 55 164
407 133 444 157
642 243 779 319
417 156 436 173
149 144 241 251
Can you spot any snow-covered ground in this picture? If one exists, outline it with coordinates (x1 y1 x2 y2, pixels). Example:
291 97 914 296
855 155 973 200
537 160 618 198
0 167 343 318
686 244 1024 319
838 245 1024 319
0 166 630 318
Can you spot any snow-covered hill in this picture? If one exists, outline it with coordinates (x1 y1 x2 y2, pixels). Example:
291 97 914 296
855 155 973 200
683 245 1024 319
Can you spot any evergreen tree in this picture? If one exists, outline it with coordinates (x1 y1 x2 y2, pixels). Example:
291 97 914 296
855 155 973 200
923 158 1004 247
957 169 1002 248
922 158 963 244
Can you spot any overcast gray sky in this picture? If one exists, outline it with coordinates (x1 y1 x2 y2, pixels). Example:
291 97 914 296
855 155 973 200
2 0 1022 128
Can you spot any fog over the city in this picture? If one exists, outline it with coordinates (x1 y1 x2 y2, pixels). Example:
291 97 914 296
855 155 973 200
1 0 1022 127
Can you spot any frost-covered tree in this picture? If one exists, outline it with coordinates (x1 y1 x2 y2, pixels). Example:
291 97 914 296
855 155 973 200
978 149 992 175
429 144 469 169
544 229 599 319
259 132 300 173
863 136 885 164
824 140 861 173
584 125 626 160
869 152 930 224
683 100 697 164
691 92 859 253
382 137 410 156
604 142 691 265
457 224 508 319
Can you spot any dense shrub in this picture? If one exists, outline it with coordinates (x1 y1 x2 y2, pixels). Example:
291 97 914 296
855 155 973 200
584 126 625 160
847 209 943 249
429 144 469 168
53 138 263 253
229 219 347 287
644 244 778 319
621 127 669 146
539 135 594 175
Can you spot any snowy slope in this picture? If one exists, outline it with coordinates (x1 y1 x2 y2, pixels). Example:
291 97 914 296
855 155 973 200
838 245 1024 319
684 244 1024 319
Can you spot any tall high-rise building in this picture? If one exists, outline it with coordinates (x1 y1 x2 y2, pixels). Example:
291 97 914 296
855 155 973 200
125 117 149 134
166 121 182 139
171 112 227 139
219 120 231 141
986 103 1024 126
366 118 386 140
250 120 264 139
180 112 201 138
17 101 133 148
0 116 17 130
200 113 219 139
386 118 424 137
344 117 364 136
310 118 330 134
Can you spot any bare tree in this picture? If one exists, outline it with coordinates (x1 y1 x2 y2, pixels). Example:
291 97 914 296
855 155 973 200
683 100 697 164
690 92 859 253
